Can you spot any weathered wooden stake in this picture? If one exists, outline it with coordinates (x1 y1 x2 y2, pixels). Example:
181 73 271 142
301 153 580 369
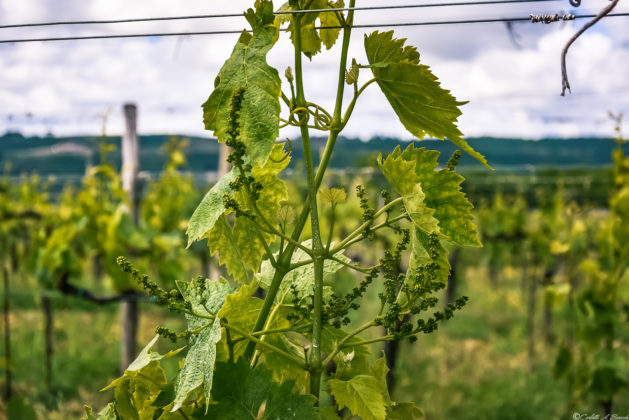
3 264 11 401
121 103 140 371
42 295 53 390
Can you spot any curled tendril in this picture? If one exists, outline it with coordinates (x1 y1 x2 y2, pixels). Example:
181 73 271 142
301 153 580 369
569 0 580 7
279 102 333 131
269 138 292 163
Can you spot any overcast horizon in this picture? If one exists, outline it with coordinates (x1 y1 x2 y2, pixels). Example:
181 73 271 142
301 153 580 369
0 0 627 141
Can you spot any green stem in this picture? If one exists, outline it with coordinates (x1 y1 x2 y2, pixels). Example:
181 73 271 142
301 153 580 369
250 205 313 255
323 320 375 366
291 12 326 399
223 320 235 363
222 321 306 369
326 204 336 251
243 0 357 369
343 335 394 347
252 292 290 367
328 255 381 274
331 197 404 253
340 78 377 130
232 323 312 344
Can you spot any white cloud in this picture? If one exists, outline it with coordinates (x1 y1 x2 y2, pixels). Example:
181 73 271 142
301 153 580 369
0 0 627 139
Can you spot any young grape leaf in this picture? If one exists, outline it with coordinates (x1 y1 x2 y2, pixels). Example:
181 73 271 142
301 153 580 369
320 326 371 380
217 281 265 357
319 1 345 50
278 0 345 57
202 0 281 164
208 215 250 284
205 360 318 419
389 403 425 420
244 143 291 221
320 187 347 205
364 31 489 168
256 240 350 301
186 170 236 247
328 375 387 420
368 357 424 419
100 335 183 419
319 406 344 420
231 143 291 272
94 404 117 420
400 227 451 308
378 151 440 235
172 279 232 412
261 334 310 393
379 144 481 247
203 144 289 277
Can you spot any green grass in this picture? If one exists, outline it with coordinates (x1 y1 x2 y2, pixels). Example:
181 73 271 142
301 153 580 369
1 260 628 419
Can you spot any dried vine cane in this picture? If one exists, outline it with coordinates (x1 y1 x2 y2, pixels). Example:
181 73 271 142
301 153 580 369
560 0 619 96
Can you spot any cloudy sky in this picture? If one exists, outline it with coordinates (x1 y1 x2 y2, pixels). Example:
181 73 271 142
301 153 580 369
0 0 627 140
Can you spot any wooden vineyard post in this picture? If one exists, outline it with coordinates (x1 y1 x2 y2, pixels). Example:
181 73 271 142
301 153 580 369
120 103 139 371
42 294 53 390
2 263 11 401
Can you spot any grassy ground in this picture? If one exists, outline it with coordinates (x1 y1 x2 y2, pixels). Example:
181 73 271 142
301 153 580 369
1 262 628 419
0 294 185 419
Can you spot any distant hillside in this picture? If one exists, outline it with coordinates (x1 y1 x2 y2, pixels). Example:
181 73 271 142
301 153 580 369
1 132 627 176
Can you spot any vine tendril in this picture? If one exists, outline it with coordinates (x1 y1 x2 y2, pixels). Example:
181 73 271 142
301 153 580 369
279 102 333 130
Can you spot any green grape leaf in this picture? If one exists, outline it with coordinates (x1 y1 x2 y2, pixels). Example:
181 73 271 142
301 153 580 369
280 0 344 57
319 406 344 420
101 335 179 391
207 143 289 277
257 240 349 301
126 335 182 372
261 333 310 393
81 406 96 420
401 227 451 307
364 31 489 168
113 381 139 420
206 360 318 419
246 143 291 220
389 402 424 420
378 152 440 235
320 187 347 204
230 143 290 272
101 337 180 419
172 279 232 412
186 170 236 247
319 1 344 49
369 357 390 401
366 358 424 419
218 283 306 388
95 404 117 420
202 0 281 164
218 281 264 357
380 144 481 247
328 375 387 420
208 215 250 284
320 326 371 371
232 217 269 271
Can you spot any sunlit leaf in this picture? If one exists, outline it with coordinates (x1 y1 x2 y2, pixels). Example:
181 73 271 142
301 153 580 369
365 31 489 168
206 360 318 419
328 375 386 420
172 279 232 412
203 0 281 164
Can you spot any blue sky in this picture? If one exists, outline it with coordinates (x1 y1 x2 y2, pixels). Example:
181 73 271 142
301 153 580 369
0 0 627 140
